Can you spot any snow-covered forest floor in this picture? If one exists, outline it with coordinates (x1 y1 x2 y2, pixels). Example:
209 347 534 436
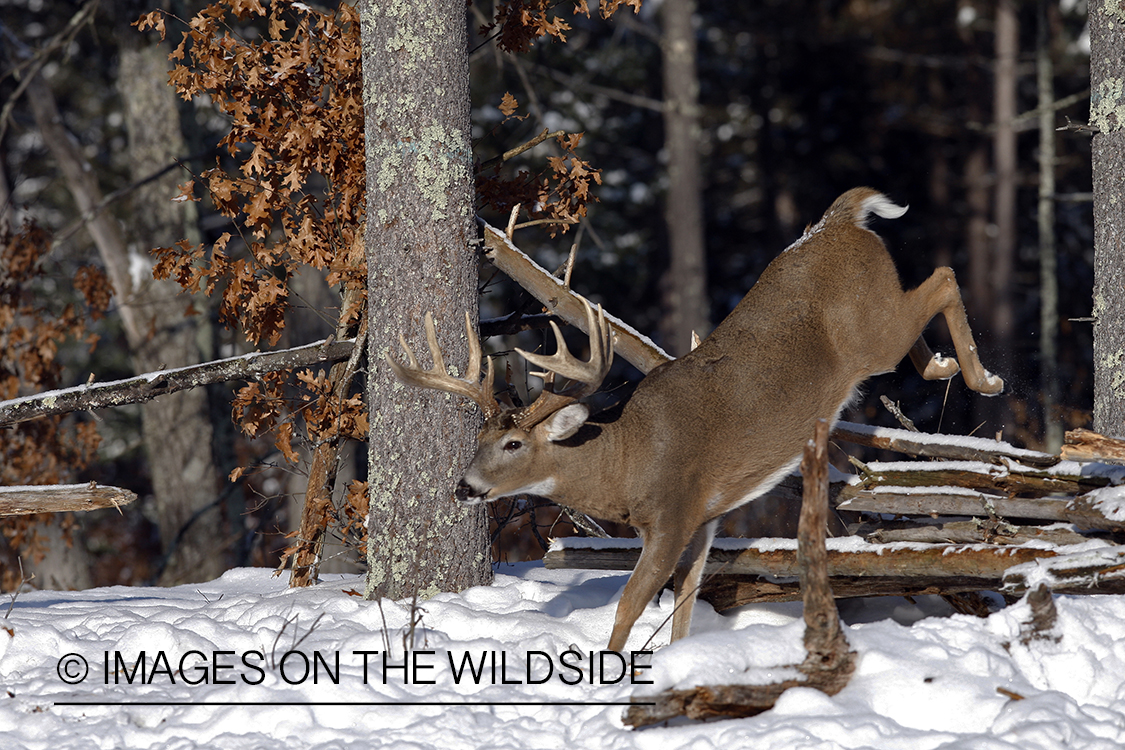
2 564 1125 749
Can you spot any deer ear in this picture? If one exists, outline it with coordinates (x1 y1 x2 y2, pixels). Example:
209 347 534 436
542 403 589 442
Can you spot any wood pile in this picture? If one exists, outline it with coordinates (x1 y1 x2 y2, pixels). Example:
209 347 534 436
545 422 1125 611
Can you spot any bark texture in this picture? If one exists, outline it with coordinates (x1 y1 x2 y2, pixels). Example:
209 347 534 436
1090 0 1125 437
362 1 491 600
659 0 709 356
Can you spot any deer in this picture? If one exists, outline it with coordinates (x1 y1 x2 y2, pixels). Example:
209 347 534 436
386 187 1004 653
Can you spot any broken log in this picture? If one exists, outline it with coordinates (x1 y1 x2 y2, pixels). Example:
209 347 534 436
1061 428 1125 464
0 483 137 516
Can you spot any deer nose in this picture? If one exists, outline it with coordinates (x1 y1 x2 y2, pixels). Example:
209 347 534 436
455 479 482 504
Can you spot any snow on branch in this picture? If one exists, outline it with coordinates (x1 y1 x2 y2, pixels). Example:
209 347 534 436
0 337 356 427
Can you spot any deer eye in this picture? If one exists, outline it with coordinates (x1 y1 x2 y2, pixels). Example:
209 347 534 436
502 439 523 452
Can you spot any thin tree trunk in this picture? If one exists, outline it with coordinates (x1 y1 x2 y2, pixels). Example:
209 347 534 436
361 0 491 600
989 0 1019 439
659 0 709 356
1090 0 1125 437
1038 0 1062 451
116 36 224 585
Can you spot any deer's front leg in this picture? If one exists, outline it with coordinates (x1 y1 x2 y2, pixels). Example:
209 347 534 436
607 524 693 652
671 518 718 643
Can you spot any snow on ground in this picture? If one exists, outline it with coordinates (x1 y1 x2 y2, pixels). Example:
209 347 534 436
3 564 1125 749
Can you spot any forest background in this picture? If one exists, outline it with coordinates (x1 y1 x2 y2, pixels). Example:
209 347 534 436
0 0 1098 593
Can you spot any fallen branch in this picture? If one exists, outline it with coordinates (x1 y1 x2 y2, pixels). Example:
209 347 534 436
0 337 356 427
481 221 672 373
0 483 137 516
831 422 1057 468
836 487 1125 532
1061 428 1125 464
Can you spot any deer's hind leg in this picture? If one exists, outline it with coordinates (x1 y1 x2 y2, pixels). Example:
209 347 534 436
908 336 961 381
903 267 1004 395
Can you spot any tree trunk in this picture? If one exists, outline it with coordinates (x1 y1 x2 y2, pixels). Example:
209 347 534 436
1090 0 1125 437
116 33 224 585
361 0 492 600
659 0 709 356
988 0 1019 439
1038 0 1062 451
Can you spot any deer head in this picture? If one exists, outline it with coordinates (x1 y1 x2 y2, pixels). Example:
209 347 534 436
385 299 614 505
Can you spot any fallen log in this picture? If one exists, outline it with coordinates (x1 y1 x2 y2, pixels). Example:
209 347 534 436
831 422 1058 468
546 535 1071 580
841 459 1120 500
836 486 1125 532
1001 545 1125 594
1061 428 1125 464
0 483 137 516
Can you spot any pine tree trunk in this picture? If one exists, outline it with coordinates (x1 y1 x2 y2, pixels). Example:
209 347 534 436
360 0 492 600
1090 0 1125 437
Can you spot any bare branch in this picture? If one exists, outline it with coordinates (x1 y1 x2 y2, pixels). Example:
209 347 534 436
0 483 136 517
0 338 356 427
481 220 672 373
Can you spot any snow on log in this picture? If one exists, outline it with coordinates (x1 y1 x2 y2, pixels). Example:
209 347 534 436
1001 545 1125 594
546 535 1075 579
0 338 356 426
0 483 137 516
831 422 1058 468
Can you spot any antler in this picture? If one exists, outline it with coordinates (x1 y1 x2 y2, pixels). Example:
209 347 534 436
516 298 614 402
385 311 501 420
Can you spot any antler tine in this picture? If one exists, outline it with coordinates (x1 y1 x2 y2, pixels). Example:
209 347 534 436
384 311 501 419
515 298 614 400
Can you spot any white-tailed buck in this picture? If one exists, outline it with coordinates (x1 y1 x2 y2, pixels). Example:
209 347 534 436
387 187 1003 652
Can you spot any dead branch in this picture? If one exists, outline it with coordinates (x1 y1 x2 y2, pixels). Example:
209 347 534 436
0 483 136 516
0 337 356 427
481 221 672 373
831 422 1058 468
1061 428 1125 464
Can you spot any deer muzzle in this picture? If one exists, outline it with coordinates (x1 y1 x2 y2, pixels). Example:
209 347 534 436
454 479 487 505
